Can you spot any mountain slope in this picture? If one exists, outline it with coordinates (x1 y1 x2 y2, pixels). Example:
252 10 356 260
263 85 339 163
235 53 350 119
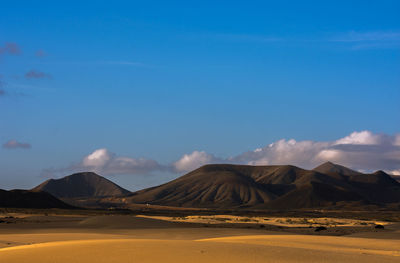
128 165 276 208
347 170 400 203
0 189 74 209
127 163 400 209
33 172 130 198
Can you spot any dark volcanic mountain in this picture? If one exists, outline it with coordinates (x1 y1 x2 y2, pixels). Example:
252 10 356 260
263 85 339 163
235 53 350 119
33 172 130 198
0 189 73 209
127 162 400 209
313 161 362 176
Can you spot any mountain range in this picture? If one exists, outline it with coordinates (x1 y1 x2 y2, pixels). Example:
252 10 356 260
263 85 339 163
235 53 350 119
1 162 400 210
127 162 400 209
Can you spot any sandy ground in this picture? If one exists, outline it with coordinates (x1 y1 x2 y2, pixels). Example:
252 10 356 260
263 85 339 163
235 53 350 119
0 213 399 262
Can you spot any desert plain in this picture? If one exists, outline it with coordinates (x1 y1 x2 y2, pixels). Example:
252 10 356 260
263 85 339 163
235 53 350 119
1 209 399 263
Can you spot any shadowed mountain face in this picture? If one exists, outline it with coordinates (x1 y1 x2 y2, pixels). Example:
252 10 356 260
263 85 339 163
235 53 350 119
127 162 400 209
32 172 130 198
0 189 74 209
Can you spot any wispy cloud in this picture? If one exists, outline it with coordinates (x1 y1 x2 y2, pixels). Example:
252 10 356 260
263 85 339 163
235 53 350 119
0 80 30 97
330 31 400 42
25 70 52 79
329 31 400 50
32 60 148 68
0 42 21 55
3 140 31 149
202 30 400 50
0 79 6 96
99 61 146 66
35 49 47 57
212 33 283 43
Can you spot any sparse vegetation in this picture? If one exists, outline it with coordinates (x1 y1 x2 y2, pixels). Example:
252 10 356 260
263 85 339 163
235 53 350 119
214 217 229 222
315 226 327 232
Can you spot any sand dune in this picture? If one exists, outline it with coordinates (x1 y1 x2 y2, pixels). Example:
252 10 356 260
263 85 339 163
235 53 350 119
1 235 399 263
197 235 400 257
1 213 399 262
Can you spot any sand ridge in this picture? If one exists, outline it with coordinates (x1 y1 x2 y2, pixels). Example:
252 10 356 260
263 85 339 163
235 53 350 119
196 235 400 257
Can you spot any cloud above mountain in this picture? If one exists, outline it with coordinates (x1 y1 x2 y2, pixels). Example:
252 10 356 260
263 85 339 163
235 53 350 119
43 130 400 177
43 148 165 177
173 151 221 172
80 148 164 175
173 131 400 175
234 131 399 173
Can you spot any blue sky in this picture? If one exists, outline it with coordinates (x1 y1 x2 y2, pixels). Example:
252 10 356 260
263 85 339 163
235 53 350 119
1 1 399 190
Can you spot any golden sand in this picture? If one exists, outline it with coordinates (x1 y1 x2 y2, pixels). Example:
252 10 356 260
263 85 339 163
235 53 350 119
0 235 399 263
0 214 399 262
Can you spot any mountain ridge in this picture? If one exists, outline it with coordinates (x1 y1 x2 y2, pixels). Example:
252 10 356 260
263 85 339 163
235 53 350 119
126 162 400 209
18 162 400 210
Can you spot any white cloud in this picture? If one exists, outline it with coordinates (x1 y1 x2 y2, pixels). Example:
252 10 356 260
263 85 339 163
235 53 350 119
79 149 163 176
186 131 400 173
334 130 381 145
315 149 341 161
43 148 164 177
82 148 112 167
387 169 400 176
231 139 329 168
43 131 400 177
394 134 400 146
230 131 400 172
173 151 220 173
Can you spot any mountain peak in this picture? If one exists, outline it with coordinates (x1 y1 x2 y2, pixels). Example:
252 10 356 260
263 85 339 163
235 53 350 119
373 170 387 175
32 172 131 198
312 162 361 176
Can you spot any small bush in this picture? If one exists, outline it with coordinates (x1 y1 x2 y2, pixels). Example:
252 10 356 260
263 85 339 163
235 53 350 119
315 226 327 232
